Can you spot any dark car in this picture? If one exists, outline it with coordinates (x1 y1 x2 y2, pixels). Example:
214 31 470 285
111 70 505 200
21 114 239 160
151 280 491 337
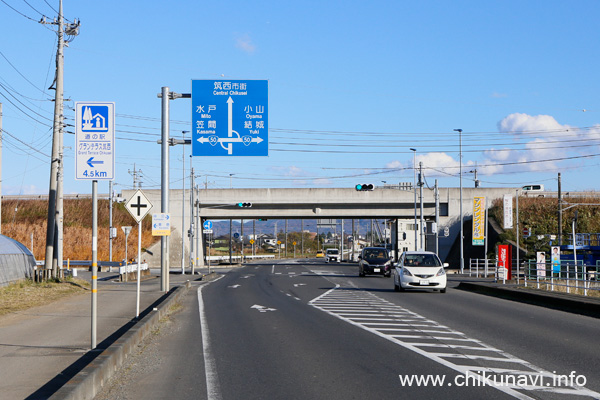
358 247 393 277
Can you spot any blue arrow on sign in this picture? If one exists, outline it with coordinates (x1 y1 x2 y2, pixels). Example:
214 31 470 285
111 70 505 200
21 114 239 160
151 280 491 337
87 157 105 168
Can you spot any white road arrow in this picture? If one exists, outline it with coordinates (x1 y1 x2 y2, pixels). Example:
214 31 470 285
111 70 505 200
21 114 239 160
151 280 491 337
227 97 234 138
251 304 277 313
225 97 234 155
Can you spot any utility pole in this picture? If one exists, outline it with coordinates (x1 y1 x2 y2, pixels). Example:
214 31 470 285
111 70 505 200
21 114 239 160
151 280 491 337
301 219 304 257
410 148 417 251
0 103 2 234
435 179 439 255
454 129 464 274
516 190 520 284
128 164 142 189
40 5 80 278
241 219 244 261
558 172 562 246
43 1 65 277
341 219 344 261
285 219 288 258
419 161 424 250
469 168 480 188
229 219 233 264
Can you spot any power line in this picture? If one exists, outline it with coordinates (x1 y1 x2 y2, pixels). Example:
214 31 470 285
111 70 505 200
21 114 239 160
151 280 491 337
0 49 50 95
0 0 37 21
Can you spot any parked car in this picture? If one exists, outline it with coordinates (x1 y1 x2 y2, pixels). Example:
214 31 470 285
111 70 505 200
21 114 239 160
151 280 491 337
325 248 340 263
358 247 393 277
393 251 448 293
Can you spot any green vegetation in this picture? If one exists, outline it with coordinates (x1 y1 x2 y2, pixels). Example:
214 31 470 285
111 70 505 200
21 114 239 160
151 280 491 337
490 195 600 257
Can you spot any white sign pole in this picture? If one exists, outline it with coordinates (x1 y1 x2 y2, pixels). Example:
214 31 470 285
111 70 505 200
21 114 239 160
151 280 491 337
136 220 142 317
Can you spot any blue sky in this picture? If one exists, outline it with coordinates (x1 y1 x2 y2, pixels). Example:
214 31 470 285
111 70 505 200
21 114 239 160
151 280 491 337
1 0 599 196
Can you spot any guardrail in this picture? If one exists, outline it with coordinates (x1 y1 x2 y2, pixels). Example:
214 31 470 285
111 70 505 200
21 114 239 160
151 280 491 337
469 258 498 278
206 254 276 262
119 263 149 274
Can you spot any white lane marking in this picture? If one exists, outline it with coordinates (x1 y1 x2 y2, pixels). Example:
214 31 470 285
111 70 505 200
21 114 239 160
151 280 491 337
228 284 241 289
310 285 600 399
251 304 277 313
198 280 223 400
271 265 275 274
293 283 306 287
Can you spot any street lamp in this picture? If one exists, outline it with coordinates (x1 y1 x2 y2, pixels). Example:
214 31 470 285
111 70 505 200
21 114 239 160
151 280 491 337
410 148 417 250
229 173 235 189
454 129 464 273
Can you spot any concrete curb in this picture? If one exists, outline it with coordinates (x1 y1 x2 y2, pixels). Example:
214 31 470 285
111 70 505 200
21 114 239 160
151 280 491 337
48 281 192 400
457 282 600 319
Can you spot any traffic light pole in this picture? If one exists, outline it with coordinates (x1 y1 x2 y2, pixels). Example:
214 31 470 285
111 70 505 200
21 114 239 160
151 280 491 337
158 87 190 292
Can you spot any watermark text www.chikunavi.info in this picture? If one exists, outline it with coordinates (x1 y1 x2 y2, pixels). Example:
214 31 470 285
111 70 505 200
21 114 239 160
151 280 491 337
399 371 587 388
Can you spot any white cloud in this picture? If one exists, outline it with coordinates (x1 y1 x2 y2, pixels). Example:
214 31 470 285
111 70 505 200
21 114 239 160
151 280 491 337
485 113 575 173
497 112 567 133
378 113 593 184
234 33 256 54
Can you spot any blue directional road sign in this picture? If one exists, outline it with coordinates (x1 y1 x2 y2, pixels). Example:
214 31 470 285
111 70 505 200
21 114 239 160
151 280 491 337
192 80 268 157
203 220 213 230
75 102 115 180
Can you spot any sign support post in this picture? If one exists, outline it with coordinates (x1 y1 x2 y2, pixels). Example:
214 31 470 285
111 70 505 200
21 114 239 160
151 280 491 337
136 220 142 317
91 180 98 349
125 190 153 316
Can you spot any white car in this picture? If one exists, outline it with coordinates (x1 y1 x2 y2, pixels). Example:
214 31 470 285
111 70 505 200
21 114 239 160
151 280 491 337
393 251 447 293
325 248 340 263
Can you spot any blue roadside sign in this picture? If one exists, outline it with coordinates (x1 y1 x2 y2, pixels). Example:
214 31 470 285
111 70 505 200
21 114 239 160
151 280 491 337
75 102 115 180
203 220 213 230
191 80 268 157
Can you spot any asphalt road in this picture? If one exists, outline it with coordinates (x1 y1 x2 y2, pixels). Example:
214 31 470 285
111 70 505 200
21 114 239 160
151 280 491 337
95 260 600 400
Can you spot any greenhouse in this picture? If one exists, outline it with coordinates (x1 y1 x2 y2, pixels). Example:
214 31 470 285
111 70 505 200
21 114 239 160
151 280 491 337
0 235 36 287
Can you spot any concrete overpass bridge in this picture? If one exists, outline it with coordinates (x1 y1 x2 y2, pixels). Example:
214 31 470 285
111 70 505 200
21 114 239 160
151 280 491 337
122 186 518 268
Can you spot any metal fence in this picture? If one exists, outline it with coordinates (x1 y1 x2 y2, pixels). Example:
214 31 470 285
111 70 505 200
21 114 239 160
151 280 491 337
522 261 600 296
470 258 600 296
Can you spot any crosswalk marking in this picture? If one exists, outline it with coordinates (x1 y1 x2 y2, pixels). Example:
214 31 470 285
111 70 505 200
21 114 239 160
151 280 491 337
310 285 600 399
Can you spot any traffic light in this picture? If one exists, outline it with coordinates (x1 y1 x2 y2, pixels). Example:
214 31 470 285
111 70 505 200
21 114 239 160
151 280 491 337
355 183 374 191
237 202 252 207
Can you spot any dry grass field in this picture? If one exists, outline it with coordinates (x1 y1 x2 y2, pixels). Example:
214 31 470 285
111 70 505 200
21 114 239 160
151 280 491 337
1 199 159 262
